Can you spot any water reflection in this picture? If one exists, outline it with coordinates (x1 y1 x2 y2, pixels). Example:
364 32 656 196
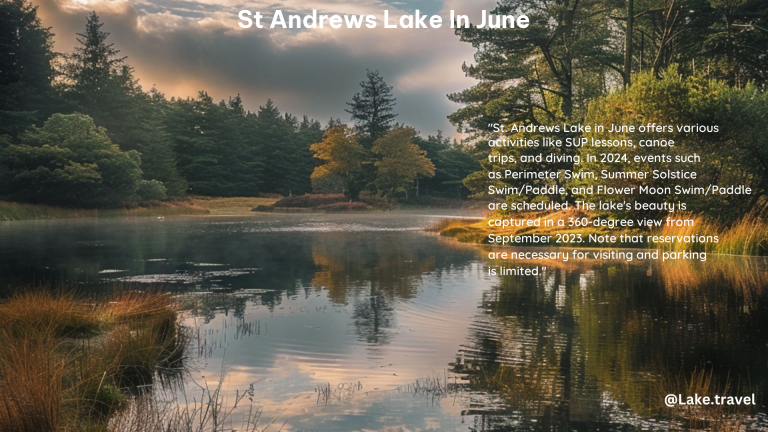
457 257 768 430
1 214 767 430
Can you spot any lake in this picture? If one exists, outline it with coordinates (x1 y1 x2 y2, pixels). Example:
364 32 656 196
1 211 767 431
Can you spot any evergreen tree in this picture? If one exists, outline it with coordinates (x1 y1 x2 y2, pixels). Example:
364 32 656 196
63 12 186 197
62 11 134 118
345 70 397 147
291 115 324 194
225 95 264 195
256 99 294 194
137 88 188 197
168 92 265 196
0 0 58 137
414 132 478 198
167 92 233 196
449 0 620 133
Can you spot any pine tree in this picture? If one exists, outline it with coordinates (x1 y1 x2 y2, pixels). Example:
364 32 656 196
345 70 397 147
63 12 187 197
256 99 294 194
136 87 188 197
449 0 620 132
63 12 131 107
0 0 58 137
62 11 138 145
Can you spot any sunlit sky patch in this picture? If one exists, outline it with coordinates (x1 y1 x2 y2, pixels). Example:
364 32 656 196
35 0 495 136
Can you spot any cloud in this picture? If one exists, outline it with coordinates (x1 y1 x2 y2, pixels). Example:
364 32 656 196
35 0 481 135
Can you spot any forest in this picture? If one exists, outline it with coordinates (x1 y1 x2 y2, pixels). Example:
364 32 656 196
2 0 768 221
0 1 477 208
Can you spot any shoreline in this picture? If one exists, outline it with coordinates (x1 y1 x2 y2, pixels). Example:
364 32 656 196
0 196 281 221
434 209 768 257
0 196 481 221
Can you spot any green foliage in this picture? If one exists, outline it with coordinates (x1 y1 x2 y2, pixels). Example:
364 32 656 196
629 0 768 87
449 0 618 134
581 69 768 221
372 127 435 200
310 126 367 200
136 179 167 201
0 0 58 137
346 70 398 146
61 13 187 197
167 92 263 196
449 0 768 220
413 132 479 199
0 113 142 207
255 101 322 195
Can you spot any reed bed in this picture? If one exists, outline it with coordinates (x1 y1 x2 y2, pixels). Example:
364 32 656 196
109 374 263 432
652 212 768 256
438 208 768 256
656 256 768 304
0 290 189 431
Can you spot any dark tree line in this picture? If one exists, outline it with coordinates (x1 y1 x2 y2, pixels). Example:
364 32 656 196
0 3 478 207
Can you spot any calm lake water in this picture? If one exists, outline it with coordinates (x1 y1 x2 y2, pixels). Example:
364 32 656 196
1 212 768 431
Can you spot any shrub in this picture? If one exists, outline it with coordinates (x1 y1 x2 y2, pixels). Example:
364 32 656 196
136 180 168 201
582 69 768 221
0 114 143 207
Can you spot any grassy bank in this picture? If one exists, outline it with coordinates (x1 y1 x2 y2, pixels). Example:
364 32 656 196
0 290 187 430
432 209 617 245
259 193 477 212
0 200 210 221
260 194 379 212
436 209 768 256
0 196 285 221
191 195 279 214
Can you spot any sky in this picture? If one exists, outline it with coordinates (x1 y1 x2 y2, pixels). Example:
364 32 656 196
34 0 497 137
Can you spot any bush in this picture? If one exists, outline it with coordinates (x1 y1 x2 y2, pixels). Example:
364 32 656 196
581 69 768 221
136 180 167 201
0 114 143 207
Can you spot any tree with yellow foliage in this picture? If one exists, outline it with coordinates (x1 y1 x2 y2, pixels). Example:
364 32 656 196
310 125 366 200
372 127 435 201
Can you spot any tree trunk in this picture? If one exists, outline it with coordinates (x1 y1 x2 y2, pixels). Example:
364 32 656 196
624 0 634 86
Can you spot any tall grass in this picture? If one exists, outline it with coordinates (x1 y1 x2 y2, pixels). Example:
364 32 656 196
0 291 101 338
653 212 768 256
437 208 768 256
0 290 189 430
0 332 64 431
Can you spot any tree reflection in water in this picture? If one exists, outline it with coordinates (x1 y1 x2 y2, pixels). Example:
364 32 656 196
454 257 768 430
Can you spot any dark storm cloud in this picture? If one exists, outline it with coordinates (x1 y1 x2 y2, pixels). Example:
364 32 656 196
35 0 478 135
